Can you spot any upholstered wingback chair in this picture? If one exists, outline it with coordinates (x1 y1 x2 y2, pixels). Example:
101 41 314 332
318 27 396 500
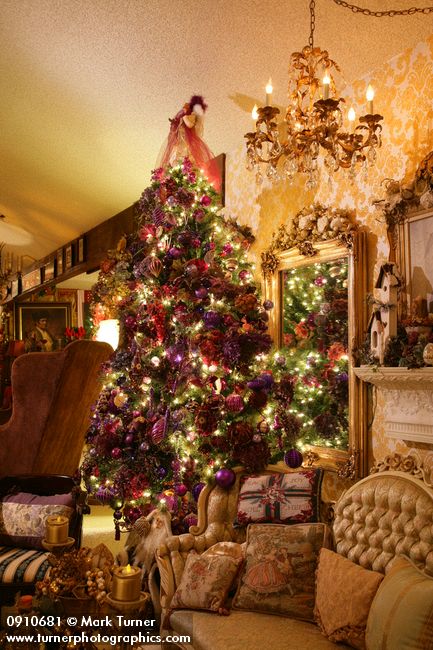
0 339 112 477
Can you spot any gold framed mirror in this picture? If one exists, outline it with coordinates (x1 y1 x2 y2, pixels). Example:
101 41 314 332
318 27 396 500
262 206 368 478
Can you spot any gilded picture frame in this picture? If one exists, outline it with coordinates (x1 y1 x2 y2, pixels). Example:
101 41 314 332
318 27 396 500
398 207 433 322
15 302 72 348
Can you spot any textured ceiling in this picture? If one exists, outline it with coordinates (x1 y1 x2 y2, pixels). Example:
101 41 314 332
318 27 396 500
1 0 433 267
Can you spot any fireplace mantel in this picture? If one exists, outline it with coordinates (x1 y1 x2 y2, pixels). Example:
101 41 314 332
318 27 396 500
353 366 433 444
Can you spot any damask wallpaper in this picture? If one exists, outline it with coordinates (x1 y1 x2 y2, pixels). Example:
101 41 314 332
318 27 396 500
224 34 433 470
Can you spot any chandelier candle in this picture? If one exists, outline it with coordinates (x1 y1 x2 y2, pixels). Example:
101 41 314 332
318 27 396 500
265 79 273 106
322 71 330 100
366 85 374 114
112 564 142 602
45 515 69 544
348 107 356 132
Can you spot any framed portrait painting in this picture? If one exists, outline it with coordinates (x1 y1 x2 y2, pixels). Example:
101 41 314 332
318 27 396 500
15 302 71 350
399 208 433 320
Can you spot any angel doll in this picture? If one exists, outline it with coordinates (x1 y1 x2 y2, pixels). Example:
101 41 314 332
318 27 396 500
157 95 222 191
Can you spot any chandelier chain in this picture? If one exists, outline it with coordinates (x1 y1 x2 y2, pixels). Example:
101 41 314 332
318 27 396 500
332 0 433 16
309 0 316 48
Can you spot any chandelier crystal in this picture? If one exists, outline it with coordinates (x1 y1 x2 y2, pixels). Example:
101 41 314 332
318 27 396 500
244 0 383 188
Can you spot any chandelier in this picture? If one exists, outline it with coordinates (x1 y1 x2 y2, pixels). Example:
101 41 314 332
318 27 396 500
0 242 14 301
0 215 33 302
244 0 383 188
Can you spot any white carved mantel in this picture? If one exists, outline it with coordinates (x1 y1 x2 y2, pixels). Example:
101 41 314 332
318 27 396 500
353 367 433 444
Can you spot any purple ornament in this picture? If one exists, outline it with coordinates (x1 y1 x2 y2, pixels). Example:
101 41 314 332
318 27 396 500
168 247 183 259
183 513 198 529
166 343 186 365
247 377 266 390
203 310 222 329
195 287 208 299
125 433 134 445
215 468 236 489
192 482 205 502
96 485 115 504
111 447 122 459
157 466 168 479
263 300 274 310
139 441 150 452
284 448 303 469
175 483 188 497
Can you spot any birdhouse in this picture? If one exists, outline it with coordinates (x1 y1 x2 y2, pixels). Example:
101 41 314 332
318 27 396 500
368 263 401 364
368 309 385 364
375 262 400 333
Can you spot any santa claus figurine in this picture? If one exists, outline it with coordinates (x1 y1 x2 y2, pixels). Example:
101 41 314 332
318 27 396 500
157 95 221 191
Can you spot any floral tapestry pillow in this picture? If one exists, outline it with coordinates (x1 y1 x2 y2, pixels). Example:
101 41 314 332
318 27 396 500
170 551 243 613
234 469 322 527
315 548 384 649
233 522 332 620
0 492 73 549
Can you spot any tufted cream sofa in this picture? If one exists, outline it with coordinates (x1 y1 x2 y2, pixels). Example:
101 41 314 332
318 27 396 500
156 461 433 650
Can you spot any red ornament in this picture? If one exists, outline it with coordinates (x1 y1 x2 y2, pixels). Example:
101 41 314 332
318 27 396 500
151 418 166 444
175 484 188 497
225 393 244 413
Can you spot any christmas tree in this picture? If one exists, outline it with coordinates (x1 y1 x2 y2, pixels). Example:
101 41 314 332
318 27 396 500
80 158 276 535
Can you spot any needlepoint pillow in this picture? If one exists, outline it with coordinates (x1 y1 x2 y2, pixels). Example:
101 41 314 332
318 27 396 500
314 548 384 649
234 469 322 527
170 551 243 613
0 492 74 550
365 556 433 650
233 522 332 621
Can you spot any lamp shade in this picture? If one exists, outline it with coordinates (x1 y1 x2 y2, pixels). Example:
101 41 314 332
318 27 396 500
95 319 119 350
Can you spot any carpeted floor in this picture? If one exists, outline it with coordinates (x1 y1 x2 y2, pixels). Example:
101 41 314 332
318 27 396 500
81 504 127 558
82 507 163 647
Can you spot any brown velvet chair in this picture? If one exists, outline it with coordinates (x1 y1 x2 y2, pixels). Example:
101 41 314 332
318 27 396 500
0 339 112 478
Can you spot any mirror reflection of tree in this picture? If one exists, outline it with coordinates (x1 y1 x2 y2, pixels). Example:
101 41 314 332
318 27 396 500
281 257 349 449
